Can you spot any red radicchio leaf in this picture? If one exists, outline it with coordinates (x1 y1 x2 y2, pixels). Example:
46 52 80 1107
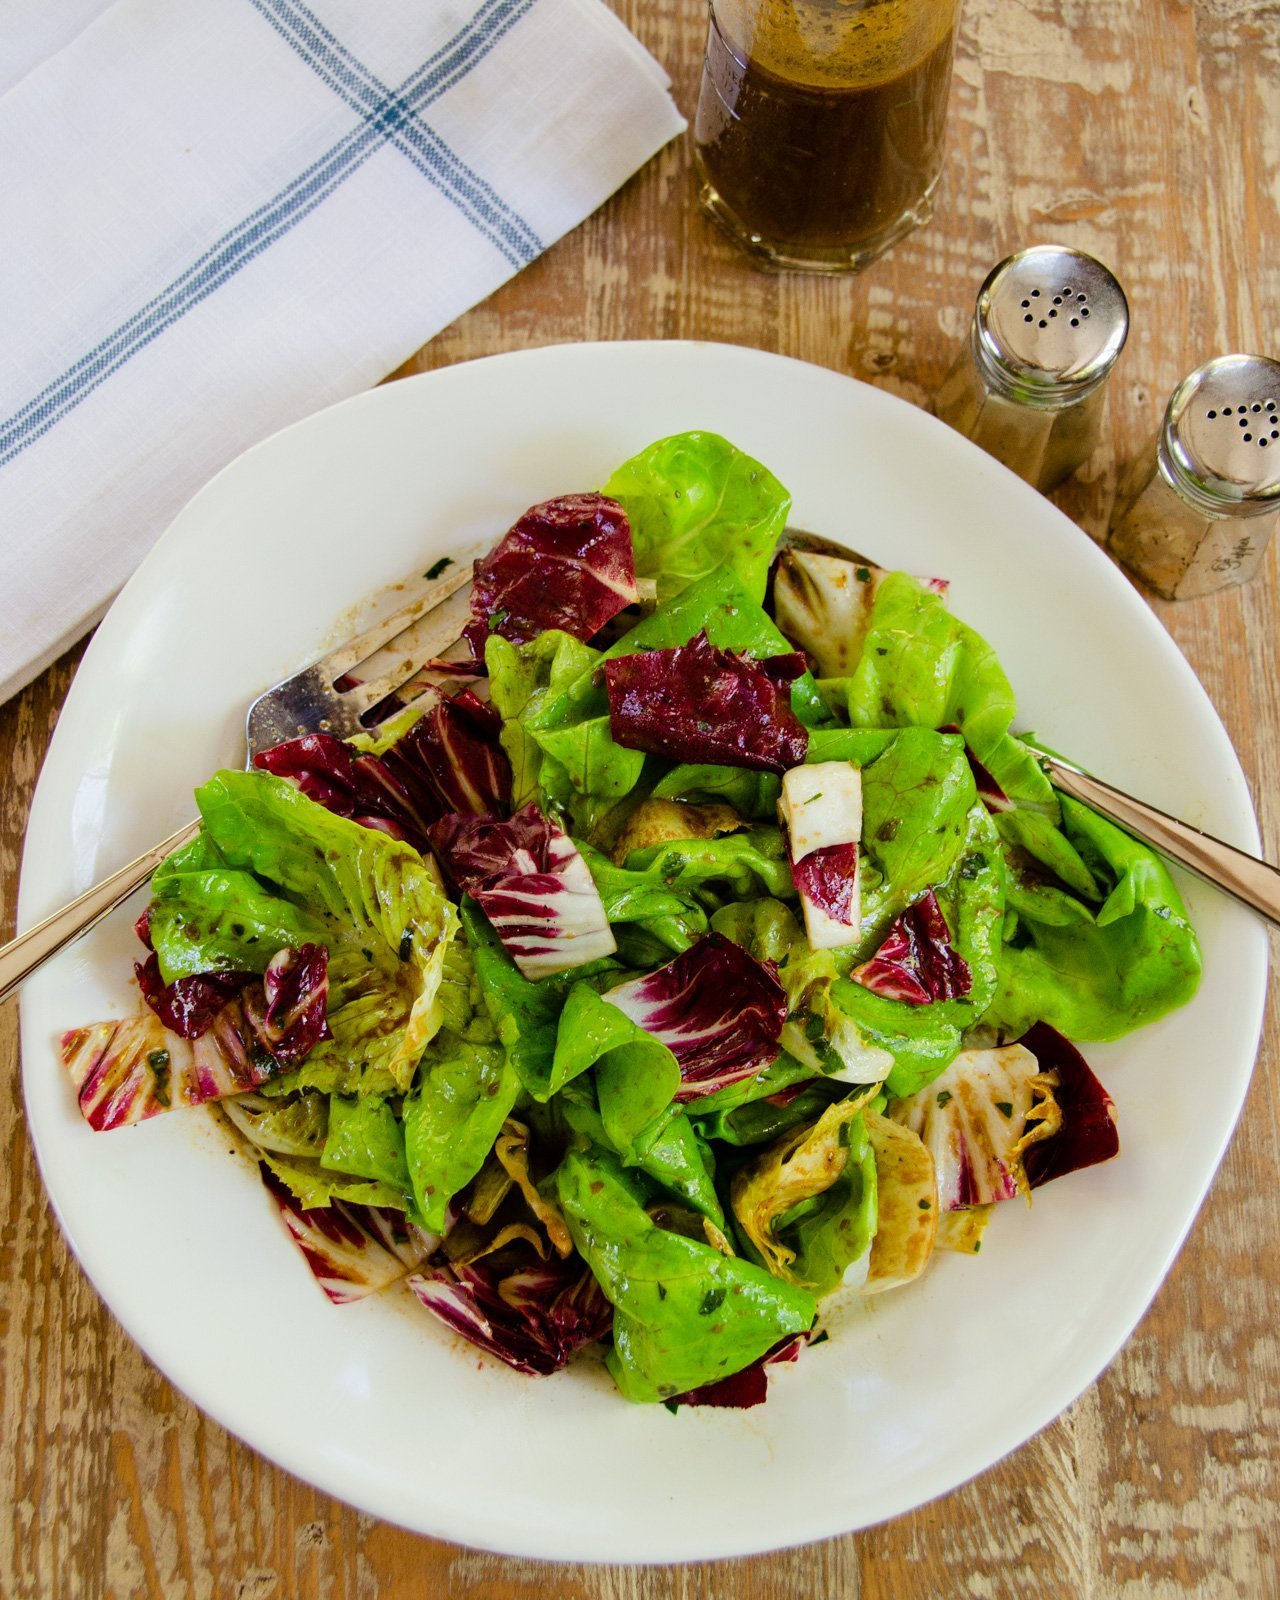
135 953 254 1039
254 685 511 850
380 686 512 821
1018 1022 1119 1187
669 1334 806 1409
66 945 328 1131
61 998 285 1131
850 890 972 1005
791 842 859 925
463 494 637 657
407 1253 613 1376
604 633 809 774
261 1166 435 1304
601 932 787 1101
428 800 555 888
429 803 616 977
254 732 425 844
242 944 331 1065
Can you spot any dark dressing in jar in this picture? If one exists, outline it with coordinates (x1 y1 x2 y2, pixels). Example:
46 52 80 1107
695 0 959 268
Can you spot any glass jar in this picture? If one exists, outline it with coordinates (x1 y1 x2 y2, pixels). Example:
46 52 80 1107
694 0 963 273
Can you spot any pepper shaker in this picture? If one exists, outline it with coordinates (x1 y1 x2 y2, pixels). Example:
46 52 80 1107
1109 354 1280 599
934 245 1129 492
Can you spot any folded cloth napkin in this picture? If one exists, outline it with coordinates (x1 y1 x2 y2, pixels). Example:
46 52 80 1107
0 0 685 704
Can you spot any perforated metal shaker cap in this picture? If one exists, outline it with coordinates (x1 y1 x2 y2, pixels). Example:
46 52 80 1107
972 245 1128 406
1158 354 1280 518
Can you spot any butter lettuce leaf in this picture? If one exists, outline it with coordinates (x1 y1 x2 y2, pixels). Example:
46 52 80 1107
692 1075 849 1148
553 982 681 1159
636 1114 725 1226
603 430 791 604
823 571 1056 810
989 796 1201 1039
858 727 977 937
149 771 454 1098
650 762 782 820
403 1043 518 1232
259 1149 405 1212
558 1083 722 1222
556 1146 816 1403
322 1096 410 1192
619 829 795 909
485 629 599 809
579 843 709 955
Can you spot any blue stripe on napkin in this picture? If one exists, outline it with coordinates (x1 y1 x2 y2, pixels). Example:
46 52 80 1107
253 0 543 265
0 0 540 470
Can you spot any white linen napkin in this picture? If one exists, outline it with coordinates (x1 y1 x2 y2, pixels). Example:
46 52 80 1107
0 0 685 704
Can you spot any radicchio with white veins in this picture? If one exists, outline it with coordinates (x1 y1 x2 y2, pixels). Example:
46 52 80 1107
241 944 331 1065
62 944 331 1130
601 932 787 1100
850 891 971 1005
407 1253 613 1376
62 1002 282 1131
261 1166 435 1305
778 760 863 950
889 1043 1062 1210
427 803 616 978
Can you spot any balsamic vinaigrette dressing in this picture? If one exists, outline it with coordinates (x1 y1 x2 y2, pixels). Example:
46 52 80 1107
695 0 958 254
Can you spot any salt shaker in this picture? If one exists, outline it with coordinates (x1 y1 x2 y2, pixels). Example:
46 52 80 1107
1109 354 1280 599
934 245 1129 491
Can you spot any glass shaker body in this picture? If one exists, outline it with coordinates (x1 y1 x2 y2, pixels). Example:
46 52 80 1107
694 0 962 273
1109 355 1280 600
935 335 1109 492
933 246 1128 492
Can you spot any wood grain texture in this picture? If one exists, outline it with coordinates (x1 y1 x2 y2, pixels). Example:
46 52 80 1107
2 0 1277 1594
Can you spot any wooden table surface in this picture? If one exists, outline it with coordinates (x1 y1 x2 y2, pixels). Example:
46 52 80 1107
3 1 1278 1594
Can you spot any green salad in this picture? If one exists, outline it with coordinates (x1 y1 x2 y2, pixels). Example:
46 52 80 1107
60 430 1200 1408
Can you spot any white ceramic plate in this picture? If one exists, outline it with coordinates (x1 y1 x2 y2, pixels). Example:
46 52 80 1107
20 342 1268 1562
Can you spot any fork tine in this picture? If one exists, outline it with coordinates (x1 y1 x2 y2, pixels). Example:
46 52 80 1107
245 558 477 757
386 680 448 728
320 563 473 682
332 587 477 719
338 659 445 719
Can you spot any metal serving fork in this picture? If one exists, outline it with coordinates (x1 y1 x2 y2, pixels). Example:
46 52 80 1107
780 528 1280 929
0 560 475 1003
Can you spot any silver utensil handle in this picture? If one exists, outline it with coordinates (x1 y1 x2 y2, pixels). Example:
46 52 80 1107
0 818 200 1004
1042 755 1280 928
